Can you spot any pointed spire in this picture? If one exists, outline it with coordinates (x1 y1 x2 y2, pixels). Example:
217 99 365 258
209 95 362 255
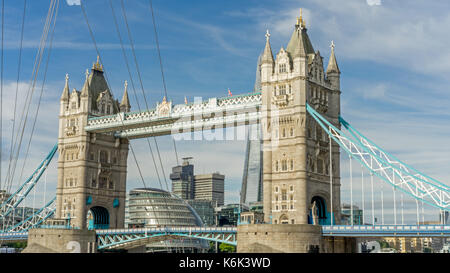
326 41 340 74
120 80 131 112
61 73 70 101
286 8 314 58
92 55 103 71
81 69 90 96
296 8 306 28
261 29 274 64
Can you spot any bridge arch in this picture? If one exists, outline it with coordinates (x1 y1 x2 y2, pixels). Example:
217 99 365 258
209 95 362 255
279 214 289 224
309 196 328 225
87 206 110 230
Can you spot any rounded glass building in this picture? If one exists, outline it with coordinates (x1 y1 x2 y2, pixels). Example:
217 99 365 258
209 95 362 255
126 188 209 252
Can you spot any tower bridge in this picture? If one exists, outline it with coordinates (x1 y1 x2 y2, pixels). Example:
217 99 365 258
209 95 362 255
53 10 343 236
1 9 449 253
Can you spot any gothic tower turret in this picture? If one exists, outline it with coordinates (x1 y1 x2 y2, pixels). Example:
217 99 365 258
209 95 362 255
119 81 131 112
326 41 340 91
56 57 129 229
260 10 341 226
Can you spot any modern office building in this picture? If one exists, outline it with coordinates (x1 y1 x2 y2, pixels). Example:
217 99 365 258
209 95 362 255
170 157 224 208
194 173 225 207
215 203 249 226
187 199 216 227
240 123 263 205
125 188 209 252
170 157 195 200
341 204 363 225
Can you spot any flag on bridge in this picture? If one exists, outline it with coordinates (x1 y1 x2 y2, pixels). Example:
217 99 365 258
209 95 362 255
228 88 232 96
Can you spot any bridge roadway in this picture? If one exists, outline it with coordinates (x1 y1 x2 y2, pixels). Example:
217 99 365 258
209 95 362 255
2 225 450 249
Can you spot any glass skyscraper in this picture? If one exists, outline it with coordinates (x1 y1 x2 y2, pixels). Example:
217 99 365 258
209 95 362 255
240 123 263 205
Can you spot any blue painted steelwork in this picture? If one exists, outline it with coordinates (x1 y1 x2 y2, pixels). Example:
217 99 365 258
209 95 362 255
1 197 56 233
87 206 110 230
0 231 28 242
2 224 450 247
306 104 450 211
340 116 450 192
96 226 237 249
322 225 450 237
0 144 58 219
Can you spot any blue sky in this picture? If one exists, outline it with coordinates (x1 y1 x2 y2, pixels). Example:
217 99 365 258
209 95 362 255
1 0 450 224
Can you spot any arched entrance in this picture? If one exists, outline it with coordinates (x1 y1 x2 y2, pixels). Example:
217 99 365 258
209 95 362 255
308 196 329 225
86 206 110 230
279 214 289 224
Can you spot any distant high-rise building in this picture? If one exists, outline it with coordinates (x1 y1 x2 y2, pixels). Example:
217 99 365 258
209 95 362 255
170 157 195 200
170 158 225 209
240 123 262 205
194 173 225 207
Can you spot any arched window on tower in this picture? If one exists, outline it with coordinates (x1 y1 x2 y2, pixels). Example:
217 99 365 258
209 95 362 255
282 160 287 171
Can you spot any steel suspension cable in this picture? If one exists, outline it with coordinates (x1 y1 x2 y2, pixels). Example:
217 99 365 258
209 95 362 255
146 0 179 166
108 0 164 192
6 0 56 193
416 199 419 225
393 171 397 225
371 158 375 225
329 132 333 226
0 0 4 191
80 1 170 230
79 1 148 189
108 0 173 229
349 155 353 225
361 168 365 225
121 0 176 192
6 0 27 195
16 0 59 199
381 182 384 224
401 192 404 225
421 199 425 224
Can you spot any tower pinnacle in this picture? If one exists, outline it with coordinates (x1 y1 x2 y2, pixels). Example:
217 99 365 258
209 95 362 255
296 8 306 28
61 73 70 101
81 69 90 97
326 40 340 74
92 55 103 71
120 80 131 112
261 29 274 64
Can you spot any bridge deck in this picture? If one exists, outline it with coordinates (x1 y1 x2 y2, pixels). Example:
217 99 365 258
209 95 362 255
84 92 262 139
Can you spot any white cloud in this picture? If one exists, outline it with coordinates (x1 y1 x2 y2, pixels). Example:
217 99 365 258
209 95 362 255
66 0 81 6
366 0 381 6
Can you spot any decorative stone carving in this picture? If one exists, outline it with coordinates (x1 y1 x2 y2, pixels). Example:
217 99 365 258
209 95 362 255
157 96 172 117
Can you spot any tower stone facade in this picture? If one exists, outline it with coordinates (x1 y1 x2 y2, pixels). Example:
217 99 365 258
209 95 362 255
56 58 131 229
260 13 342 226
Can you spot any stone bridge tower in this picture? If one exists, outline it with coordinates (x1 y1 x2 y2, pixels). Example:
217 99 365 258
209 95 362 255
56 58 131 229
260 12 342 226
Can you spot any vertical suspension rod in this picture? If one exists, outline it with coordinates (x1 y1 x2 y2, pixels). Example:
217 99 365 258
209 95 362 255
329 131 333 226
